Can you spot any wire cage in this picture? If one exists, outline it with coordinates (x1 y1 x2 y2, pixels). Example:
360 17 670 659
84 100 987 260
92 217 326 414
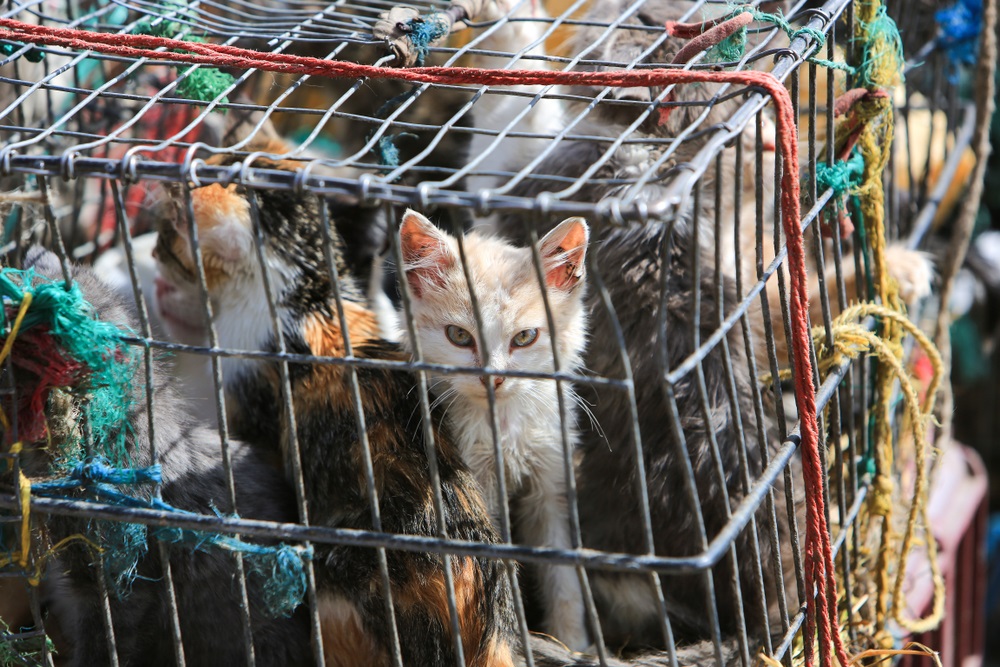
0 0 974 665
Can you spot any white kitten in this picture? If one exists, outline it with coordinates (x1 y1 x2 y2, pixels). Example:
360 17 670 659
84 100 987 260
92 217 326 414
397 209 591 651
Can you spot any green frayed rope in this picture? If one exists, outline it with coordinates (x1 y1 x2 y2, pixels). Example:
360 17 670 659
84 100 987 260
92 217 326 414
0 268 139 470
133 19 235 105
815 151 866 200
854 3 906 90
33 457 310 617
1 267 147 593
0 616 55 667
4 267 309 614
709 4 858 73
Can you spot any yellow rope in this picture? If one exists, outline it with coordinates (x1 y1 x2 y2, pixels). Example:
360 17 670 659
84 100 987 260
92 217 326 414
850 0 918 639
0 534 101 586
761 301 946 638
1 294 34 570
0 292 33 432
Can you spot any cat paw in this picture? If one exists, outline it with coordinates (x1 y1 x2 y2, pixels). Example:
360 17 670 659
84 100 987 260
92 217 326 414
885 244 934 304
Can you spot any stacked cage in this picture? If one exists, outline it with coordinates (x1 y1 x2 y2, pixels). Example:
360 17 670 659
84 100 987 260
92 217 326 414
0 0 980 665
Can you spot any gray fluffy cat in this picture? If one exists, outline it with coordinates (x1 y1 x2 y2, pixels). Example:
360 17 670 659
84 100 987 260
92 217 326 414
498 195 796 651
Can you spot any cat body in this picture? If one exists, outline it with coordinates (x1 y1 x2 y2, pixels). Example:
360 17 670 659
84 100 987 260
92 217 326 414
397 210 591 650
152 155 517 667
10 248 310 667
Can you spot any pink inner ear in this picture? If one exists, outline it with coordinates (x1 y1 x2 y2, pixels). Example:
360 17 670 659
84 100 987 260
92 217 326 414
400 215 451 297
543 222 588 290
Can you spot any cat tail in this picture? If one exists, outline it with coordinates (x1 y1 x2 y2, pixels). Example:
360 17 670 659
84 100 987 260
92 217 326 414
525 635 743 667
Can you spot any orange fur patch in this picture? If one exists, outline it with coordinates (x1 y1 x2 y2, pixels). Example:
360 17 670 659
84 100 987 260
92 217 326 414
476 636 516 667
302 307 380 359
191 184 249 234
394 558 489 667
319 593 388 667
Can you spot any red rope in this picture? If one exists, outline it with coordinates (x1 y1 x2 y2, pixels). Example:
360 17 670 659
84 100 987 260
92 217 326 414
657 11 754 125
5 327 84 443
666 12 754 64
0 17 845 666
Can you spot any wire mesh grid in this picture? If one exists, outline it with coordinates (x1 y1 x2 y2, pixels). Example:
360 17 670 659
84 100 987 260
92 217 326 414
0 0 970 665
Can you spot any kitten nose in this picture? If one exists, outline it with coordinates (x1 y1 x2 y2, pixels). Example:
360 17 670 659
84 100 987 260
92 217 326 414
480 376 504 390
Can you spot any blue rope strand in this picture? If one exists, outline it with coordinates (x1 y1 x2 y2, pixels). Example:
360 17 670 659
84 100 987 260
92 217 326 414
936 0 982 70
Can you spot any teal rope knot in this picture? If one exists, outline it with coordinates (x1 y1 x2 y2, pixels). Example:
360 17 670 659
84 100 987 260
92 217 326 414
706 6 856 73
32 458 162 491
815 151 865 199
813 151 865 238
405 13 451 66
152 523 312 617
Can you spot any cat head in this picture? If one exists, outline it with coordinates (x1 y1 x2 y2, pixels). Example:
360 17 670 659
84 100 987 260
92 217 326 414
398 210 589 403
151 146 367 352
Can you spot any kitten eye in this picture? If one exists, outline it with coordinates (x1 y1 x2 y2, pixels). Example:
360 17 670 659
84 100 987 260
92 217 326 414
445 325 475 348
511 328 539 348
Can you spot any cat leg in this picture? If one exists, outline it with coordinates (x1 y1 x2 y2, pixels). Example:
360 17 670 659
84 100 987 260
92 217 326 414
515 455 590 651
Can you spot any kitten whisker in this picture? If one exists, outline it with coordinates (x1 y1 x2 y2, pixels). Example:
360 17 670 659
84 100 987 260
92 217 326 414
570 391 607 443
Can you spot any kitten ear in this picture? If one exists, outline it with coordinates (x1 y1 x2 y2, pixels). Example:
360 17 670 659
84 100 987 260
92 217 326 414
398 209 454 298
540 217 589 291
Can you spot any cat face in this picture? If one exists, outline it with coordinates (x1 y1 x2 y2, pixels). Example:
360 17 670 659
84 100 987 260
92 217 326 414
399 210 589 404
151 152 366 360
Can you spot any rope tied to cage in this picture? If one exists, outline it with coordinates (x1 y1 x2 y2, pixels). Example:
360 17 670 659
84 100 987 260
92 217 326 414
813 304 946 635
0 265 313 616
28 455 313 616
845 0 927 644
0 17 846 665
658 6 854 125
811 86 892 239
814 152 864 239
373 4 465 67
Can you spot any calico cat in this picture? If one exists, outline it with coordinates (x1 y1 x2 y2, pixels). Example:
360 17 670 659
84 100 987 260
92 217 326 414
5 248 310 667
397 209 590 650
151 151 518 667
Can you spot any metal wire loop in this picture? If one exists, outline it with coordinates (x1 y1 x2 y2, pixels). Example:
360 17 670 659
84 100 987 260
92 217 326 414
1 147 17 177
58 149 79 181
187 157 207 189
118 152 142 184
475 190 492 217
356 172 374 204
415 181 433 210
